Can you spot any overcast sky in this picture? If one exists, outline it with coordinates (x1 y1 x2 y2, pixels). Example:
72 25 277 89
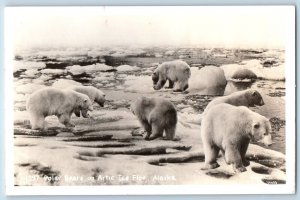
5 6 293 49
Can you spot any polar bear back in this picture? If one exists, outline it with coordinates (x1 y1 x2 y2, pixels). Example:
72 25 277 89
202 103 255 143
68 85 105 104
205 89 264 112
26 87 89 116
157 60 191 81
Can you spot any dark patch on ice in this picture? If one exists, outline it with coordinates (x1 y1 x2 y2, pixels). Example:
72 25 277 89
269 117 285 132
280 167 286 172
148 153 204 166
46 146 67 149
251 166 272 174
96 147 168 156
70 142 135 148
74 155 98 161
61 135 113 142
45 62 68 69
14 55 23 61
181 94 213 112
17 163 31 167
262 60 277 68
268 91 285 97
71 73 93 83
246 154 285 168
13 69 26 78
205 170 233 179
78 151 95 157
14 127 59 136
14 143 37 147
262 178 286 184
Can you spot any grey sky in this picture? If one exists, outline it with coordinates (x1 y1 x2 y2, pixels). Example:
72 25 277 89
6 6 292 49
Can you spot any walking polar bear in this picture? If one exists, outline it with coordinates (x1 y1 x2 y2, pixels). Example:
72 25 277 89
26 87 93 130
201 103 272 173
152 60 191 92
130 96 177 140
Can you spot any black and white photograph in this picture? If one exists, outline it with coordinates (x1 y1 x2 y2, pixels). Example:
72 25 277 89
4 6 295 195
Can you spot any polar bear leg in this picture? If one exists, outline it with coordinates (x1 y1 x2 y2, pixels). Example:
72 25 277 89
30 113 46 130
148 123 163 140
202 143 220 170
165 126 175 140
140 120 152 140
153 79 167 90
74 108 81 117
173 81 188 92
58 114 75 128
165 79 174 89
224 144 246 173
240 141 250 166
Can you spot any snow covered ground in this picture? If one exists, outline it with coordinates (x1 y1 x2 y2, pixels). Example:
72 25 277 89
12 47 286 186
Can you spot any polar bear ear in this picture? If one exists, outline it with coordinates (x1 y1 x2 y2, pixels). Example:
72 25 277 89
84 99 88 103
251 90 257 96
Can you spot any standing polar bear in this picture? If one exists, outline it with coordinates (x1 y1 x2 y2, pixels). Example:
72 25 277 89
152 60 191 92
130 96 177 140
68 86 106 118
26 88 93 130
201 103 272 173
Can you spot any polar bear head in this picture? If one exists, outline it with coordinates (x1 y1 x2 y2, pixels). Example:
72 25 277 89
78 95 93 118
251 116 272 146
95 90 106 107
246 90 264 106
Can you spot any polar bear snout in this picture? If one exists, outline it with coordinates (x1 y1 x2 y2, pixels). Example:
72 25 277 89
259 99 265 106
260 134 273 146
153 84 162 90
96 99 105 107
88 105 93 111
183 84 189 91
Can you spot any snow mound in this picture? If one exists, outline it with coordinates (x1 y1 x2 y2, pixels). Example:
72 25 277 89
122 75 154 93
15 83 45 95
52 79 82 89
40 69 65 75
231 69 257 80
117 65 140 72
66 64 114 75
189 66 227 95
24 69 39 77
221 59 285 81
14 61 46 72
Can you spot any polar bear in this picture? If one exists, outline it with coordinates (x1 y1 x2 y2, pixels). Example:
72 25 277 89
26 87 93 130
152 60 191 92
205 89 264 112
130 96 177 140
68 86 106 118
201 103 272 173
